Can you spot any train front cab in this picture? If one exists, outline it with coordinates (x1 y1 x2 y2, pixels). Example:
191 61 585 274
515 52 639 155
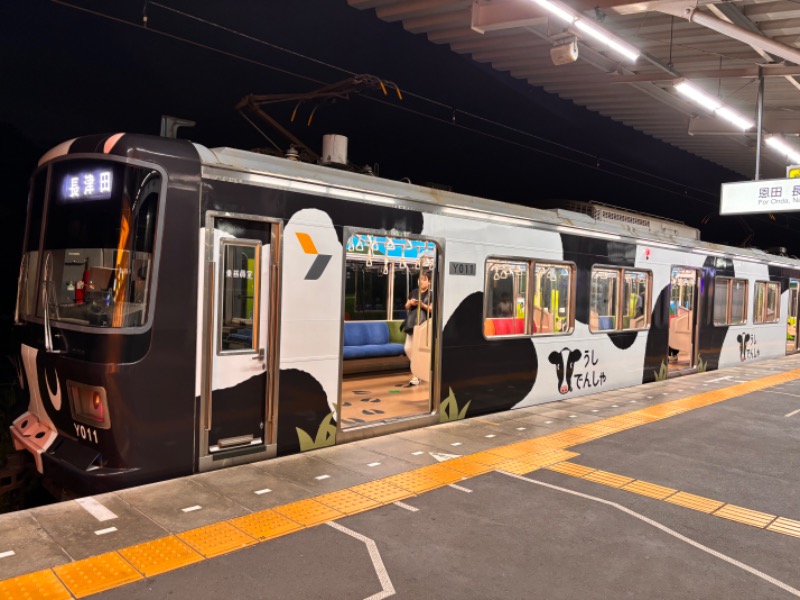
10 136 203 496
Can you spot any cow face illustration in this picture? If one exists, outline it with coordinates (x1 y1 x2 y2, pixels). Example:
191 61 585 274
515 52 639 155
736 334 751 362
548 348 583 394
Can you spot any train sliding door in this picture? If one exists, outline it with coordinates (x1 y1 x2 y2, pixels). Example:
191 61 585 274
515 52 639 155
787 279 799 354
338 232 440 431
668 266 699 373
199 213 280 470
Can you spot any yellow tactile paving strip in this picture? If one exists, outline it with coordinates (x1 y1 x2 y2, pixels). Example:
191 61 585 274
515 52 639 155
3 365 800 598
621 480 677 500
665 491 726 514
314 489 381 516
713 504 776 529
272 499 345 527
767 517 800 538
542 460 800 538
583 469 635 488
228 509 304 540
119 536 204 577
176 522 257 558
53 552 141 599
0 569 72 600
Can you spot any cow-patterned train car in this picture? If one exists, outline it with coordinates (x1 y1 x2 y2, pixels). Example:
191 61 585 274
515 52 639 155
9 133 800 496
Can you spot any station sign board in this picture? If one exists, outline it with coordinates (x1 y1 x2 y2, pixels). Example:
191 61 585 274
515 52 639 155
720 178 800 215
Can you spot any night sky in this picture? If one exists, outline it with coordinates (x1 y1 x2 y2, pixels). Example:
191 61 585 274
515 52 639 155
2 0 798 337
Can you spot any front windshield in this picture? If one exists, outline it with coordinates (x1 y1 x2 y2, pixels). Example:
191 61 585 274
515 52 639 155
28 159 162 329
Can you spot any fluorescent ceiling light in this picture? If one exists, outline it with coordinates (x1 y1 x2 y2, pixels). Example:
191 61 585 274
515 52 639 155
528 0 638 62
714 106 754 131
674 81 753 131
531 0 574 24
766 136 800 164
573 20 639 61
674 81 721 110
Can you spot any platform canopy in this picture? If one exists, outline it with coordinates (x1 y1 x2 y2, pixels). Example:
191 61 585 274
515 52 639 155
349 0 800 180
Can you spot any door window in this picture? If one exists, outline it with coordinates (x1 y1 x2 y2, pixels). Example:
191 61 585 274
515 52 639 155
219 240 261 353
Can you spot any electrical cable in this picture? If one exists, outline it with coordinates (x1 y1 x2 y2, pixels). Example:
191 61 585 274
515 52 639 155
48 0 800 236
135 1 729 200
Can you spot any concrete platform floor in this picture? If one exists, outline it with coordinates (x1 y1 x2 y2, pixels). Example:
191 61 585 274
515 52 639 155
2 354 800 598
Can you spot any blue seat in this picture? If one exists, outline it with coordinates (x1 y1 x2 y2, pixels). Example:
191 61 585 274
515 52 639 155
597 316 614 330
343 322 405 360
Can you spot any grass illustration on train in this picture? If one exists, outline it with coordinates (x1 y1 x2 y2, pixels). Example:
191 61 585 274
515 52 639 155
9 131 800 497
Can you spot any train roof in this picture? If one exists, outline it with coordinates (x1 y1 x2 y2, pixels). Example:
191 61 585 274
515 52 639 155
195 143 799 270
35 134 798 270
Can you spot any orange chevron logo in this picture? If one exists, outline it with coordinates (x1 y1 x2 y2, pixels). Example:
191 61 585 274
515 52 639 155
296 232 332 280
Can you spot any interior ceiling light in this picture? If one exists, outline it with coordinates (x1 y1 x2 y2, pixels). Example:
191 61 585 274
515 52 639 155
766 136 800 164
674 81 754 131
529 0 639 62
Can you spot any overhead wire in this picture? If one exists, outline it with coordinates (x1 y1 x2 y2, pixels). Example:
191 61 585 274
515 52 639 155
47 0 799 234
364 94 724 207
50 0 326 84
139 1 727 202
161 1 750 201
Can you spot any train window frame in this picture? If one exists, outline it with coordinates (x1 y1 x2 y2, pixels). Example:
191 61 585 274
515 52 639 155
621 268 652 331
217 238 262 355
753 280 780 324
15 167 48 323
18 154 168 335
589 266 652 333
713 276 749 326
531 260 576 337
483 257 532 338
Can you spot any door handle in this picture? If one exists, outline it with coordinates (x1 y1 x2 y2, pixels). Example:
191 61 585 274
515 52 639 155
252 348 266 361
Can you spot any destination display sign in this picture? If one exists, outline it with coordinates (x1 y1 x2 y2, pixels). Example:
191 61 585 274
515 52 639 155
720 178 800 215
60 169 114 201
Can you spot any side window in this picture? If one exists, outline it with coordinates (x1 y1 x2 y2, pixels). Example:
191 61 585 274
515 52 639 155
754 281 780 324
714 277 748 326
622 269 650 330
484 258 529 337
730 279 747 325
219 240 260 353
590 268 619 331
533 262 574 334
713 277 731 326
590 267 651 332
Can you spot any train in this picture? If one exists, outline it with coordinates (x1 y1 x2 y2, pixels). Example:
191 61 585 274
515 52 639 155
8 132 800 497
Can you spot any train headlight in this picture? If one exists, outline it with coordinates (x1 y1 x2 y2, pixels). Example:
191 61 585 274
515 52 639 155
67 381 111 429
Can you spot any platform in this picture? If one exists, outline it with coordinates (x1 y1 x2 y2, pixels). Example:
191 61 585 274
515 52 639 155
2 355 800 598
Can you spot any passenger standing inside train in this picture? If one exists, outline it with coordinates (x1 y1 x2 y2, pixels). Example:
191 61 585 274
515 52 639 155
403 271 433 386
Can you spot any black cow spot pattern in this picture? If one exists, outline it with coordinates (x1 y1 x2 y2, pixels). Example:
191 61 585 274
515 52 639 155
440 292 537 416
560 233 638 349
277 369 332 455
641 285 671 383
